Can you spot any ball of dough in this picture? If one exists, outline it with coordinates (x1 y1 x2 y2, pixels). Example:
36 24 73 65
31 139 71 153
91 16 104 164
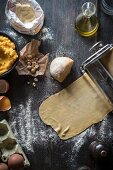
50 57 74 82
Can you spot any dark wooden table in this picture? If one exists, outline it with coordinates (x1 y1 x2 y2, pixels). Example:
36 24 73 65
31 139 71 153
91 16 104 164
0 0 113 170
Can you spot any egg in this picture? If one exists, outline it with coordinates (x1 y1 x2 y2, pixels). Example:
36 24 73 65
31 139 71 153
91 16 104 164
0 96 11 111
0 80 9 94
0 163 9 170
8 154 24 169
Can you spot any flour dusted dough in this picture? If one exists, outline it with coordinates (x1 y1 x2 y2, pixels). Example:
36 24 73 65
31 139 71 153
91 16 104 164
39 73 113 140
16 3 36 23
50 57 74 82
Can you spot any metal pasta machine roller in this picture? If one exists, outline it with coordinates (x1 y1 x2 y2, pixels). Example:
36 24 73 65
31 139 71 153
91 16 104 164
80 41 113 104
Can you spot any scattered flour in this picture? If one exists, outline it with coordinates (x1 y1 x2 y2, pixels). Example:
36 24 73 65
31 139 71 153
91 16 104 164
7 31 18 38
9 98 35 153
97 116 113 142
8 95 100 170
5 19 9 25
7 30 28 46
41 27 54 41
8 97 58 153
70 125 96 155
98 118 108 140
71 130 88 155
55 46 74 58
2 28 28 48
66 125 97 169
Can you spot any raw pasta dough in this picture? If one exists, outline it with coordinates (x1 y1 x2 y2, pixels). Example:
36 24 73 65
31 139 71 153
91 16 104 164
50 57 74 82
39 73 113 140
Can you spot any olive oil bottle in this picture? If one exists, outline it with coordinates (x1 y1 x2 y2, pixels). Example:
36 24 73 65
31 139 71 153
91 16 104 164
75 2 99 37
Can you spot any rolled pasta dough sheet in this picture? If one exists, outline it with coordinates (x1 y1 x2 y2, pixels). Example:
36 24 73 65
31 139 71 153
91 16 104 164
39 73 113 140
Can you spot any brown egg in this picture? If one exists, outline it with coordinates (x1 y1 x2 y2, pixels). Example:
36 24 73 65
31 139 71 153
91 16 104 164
0 163 9 170
8 154 24 169
0 80 9 94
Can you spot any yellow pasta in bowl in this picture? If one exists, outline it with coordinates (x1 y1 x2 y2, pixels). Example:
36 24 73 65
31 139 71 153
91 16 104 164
0 33 19 77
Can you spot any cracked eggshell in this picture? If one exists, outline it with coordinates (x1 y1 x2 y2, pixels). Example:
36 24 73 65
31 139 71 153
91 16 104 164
0 96 11 111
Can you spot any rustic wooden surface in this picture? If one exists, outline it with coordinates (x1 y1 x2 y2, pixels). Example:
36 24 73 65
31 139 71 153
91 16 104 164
1 0 113 170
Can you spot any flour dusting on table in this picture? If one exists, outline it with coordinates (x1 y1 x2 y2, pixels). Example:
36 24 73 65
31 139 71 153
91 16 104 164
71 131 88 155
70 125 96 155
9 97 58 153
56 45 75 57
9 98 35 153
3 29 28 47
97 116 113 142
8 95 99 170
41 27 54 41
66 125 97 169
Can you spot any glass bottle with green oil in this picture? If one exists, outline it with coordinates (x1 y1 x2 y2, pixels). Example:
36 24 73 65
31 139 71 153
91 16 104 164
75 2 99 37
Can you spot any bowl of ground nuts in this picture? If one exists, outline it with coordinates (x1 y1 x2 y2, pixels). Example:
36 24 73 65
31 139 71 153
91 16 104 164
0 32 19 77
